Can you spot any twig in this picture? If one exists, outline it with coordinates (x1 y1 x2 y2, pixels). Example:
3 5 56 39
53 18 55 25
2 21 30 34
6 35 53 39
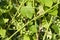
8 2 60 40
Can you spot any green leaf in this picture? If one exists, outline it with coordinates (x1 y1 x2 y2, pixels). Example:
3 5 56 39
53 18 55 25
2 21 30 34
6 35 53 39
27 2 32 6
20 6 35 19
49 10 58 16
28 22 33 26
52 25 59 33
45 0 53 7
52 34 57 40
29 25 37 33
39 0 45 5
19 0 28 3
53 0 57 3
23 34 30 40
0 29 6 38
0 18 9 25
42 18 49 29
3 18 9 23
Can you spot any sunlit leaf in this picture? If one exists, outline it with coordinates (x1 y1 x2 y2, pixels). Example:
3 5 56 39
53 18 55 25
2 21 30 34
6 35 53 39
45 0 53 7
29 25 37 33
20 6 35 19
0 29 6 38
53 0 57 3
49 10 58 16
23 34 30 40
3 18 9 23
39 0 45 5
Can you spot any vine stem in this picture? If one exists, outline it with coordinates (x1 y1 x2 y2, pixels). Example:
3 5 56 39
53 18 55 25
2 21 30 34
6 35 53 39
43 0 59 40
9 0 27 24
33 0 38 40
43 16 53 40
8 2 60 40
7 0 26 30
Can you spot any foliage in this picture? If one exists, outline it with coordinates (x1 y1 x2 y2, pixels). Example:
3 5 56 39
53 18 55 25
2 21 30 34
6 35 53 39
0 0 60 40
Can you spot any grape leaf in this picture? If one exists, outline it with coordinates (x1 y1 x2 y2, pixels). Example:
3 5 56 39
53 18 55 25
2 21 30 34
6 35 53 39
38 0 53 7
38 0 45 5
3 18 9 23
49 10 58 16
23 34 30 40
0 18 9 25
53 0 57 3
52 25 59 33
0 29 6 38
29 25 37 33
45 0 53 7
20 6 35 19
